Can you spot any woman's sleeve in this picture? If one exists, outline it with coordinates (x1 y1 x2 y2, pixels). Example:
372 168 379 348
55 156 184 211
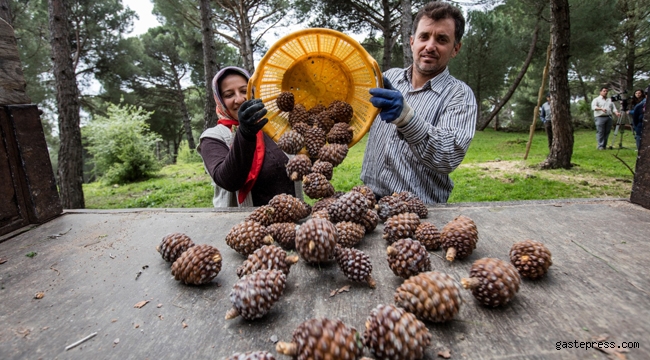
198 131 257 191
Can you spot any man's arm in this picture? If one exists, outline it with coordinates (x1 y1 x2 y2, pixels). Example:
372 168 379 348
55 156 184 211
396 87 477 174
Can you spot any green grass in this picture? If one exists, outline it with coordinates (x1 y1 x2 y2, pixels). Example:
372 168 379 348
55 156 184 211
84 128 638 208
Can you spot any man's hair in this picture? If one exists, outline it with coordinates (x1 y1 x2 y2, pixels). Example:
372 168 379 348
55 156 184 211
412 1 465 45
600 86 609 92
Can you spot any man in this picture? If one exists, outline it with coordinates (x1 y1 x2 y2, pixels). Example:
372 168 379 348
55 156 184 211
591 87 620 150
361 1 477 204
539 93 553 150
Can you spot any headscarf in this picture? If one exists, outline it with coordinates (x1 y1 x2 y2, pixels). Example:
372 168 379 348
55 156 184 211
212 66 265 204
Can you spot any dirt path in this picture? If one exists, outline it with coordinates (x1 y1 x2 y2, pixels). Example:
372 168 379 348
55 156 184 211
460 160 633 196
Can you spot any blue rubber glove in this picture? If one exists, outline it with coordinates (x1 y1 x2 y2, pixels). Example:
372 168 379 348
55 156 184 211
369 76 404 123
237 99 268 141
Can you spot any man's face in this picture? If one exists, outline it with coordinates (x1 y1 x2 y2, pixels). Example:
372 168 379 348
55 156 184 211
600 88 609 98
410 16 461 80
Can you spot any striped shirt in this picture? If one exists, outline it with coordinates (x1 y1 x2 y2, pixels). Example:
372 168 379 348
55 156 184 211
360 66 477 204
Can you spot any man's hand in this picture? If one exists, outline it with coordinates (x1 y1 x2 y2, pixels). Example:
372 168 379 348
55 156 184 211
237 99 268 140
369 76 404 123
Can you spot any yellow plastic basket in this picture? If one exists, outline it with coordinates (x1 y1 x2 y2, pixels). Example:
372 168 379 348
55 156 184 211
248 28 383 148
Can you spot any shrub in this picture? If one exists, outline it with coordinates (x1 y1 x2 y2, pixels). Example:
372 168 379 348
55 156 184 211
176 140 203 164
84 102 161 184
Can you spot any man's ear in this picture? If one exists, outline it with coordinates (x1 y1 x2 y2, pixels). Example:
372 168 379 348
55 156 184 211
452 42 462 58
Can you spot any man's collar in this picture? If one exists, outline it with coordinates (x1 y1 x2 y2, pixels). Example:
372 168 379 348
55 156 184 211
402 66 450 92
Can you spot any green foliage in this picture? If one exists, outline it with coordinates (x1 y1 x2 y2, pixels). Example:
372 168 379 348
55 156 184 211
84 102 161 184
25 252 37 258
176 140 203 164
84 163 213 208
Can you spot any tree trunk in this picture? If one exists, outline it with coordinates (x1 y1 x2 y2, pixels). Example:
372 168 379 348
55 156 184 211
381 0 392 70
172 68 196 150
199 0 218 131
476 24 540 131
48 0 84 208
0 0 12 24
542 0 573 170
240 14 255 74
400 0 413 68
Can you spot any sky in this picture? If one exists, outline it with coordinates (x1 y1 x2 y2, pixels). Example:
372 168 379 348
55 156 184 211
123 0 161 36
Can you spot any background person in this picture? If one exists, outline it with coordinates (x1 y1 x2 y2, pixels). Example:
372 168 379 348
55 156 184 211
361 1 477 204
591 87 620 150
539 93 553 150
197 66 299 207
632 87 648 150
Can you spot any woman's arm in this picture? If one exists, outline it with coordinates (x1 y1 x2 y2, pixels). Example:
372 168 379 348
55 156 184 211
199 131 256 191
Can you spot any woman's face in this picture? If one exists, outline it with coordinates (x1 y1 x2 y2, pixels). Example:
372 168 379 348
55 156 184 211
635 90 643 99
220 74 248 120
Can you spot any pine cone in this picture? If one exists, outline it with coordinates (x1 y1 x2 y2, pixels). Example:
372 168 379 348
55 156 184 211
277 130 304 155
386 238 431 279
311 160 333 181
441 215 478 262
328 191 370 224
157 233 195 263
509 240 552 279
462 257 520 307
246 205 276 227
226 269 286 320
318 143 348 167
394 271 462 322
286 154 312 182
269 194 305 223
414 222 441 251
171 244 222 285
382 212 420 244
335 221 365 248
225 220 274 256
236 245 299 278
295 218 338 264
266 222 298 250
363 304 431 360
276 318 364 360
302 172 335 199
376 195 409 222
334 246 375 288
276 91 295 112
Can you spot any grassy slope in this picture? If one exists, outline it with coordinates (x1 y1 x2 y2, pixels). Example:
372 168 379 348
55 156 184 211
84 129 638 208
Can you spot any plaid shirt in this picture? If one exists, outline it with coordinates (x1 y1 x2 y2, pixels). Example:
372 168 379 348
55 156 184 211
360 66 477 204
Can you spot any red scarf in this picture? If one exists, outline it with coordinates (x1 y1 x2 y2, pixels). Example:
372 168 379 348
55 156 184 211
216 104 265 204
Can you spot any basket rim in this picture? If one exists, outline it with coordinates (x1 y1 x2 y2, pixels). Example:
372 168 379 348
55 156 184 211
248 28 383 148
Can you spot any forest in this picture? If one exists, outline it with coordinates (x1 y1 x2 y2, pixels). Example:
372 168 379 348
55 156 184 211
6 0 650 208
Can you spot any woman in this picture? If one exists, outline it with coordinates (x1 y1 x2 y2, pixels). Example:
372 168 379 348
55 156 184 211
197 66 299 207
629 89 645 116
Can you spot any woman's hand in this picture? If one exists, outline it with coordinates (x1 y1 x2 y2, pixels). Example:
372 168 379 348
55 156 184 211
238 99 268 140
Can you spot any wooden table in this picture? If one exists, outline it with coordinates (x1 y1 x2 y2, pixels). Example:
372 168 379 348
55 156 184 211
0 199 648 359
